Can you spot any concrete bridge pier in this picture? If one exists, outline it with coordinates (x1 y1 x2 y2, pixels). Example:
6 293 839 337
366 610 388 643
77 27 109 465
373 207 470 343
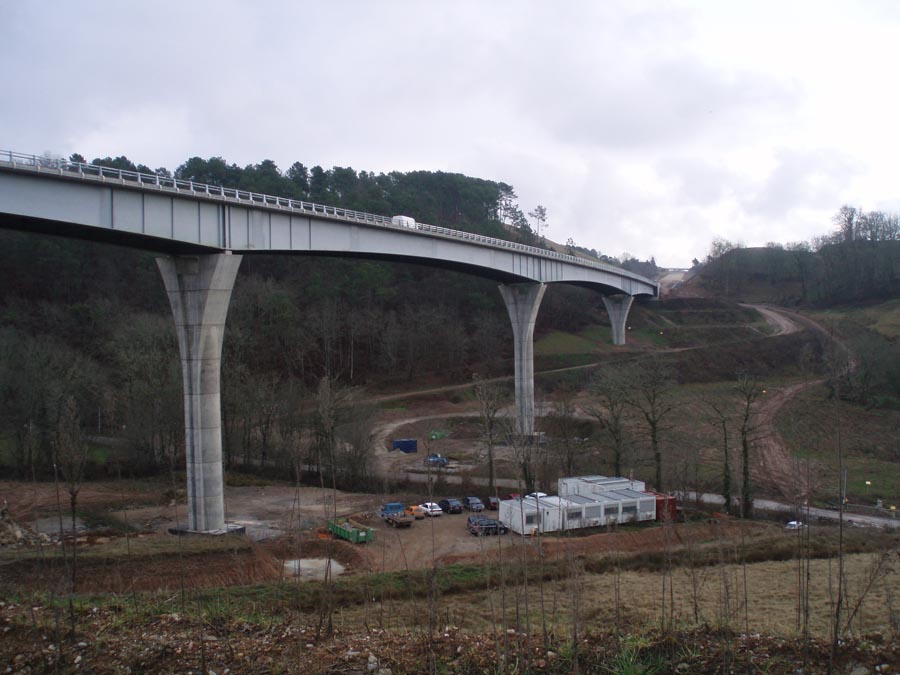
602 294 635 346
157 252 242 533
499 282 547 435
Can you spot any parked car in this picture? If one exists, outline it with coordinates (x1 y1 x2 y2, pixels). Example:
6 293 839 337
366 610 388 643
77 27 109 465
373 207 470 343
423 454 449 468
405 504 425 519
466 514 488 528
526 492 548 500
502 493 521 501
484 496 500 510
463 496 485 512
420 502 443 517
467 514 508 536
438 498 463 514
785 520 806 530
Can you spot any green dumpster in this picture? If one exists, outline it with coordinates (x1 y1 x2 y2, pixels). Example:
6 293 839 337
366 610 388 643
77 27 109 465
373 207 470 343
327 519 375 544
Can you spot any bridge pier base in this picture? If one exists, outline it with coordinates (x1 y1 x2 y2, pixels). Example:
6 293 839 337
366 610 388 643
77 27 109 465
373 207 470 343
602 294 634 346
157 252 242 533
499 282 546 435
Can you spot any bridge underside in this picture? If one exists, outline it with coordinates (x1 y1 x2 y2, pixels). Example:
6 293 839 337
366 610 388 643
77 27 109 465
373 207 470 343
0 211 640 295
0 213 214 255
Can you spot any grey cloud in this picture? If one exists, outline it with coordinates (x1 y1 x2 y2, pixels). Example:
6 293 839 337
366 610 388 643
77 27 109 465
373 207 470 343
537 57 797 151
656 156 741 205
743 148 859 218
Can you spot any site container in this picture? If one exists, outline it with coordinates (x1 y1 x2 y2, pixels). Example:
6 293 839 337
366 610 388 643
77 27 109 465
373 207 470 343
392 438 418 453
651 492 678 522
499 475 663 535
327 519 374 544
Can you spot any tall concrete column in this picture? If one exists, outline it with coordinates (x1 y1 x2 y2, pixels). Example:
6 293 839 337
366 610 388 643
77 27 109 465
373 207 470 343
157 252 242 533
602 294 635 346
499 282 547 435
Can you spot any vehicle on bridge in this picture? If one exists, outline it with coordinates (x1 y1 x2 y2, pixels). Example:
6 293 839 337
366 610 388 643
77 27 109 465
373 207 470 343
391 215 416 228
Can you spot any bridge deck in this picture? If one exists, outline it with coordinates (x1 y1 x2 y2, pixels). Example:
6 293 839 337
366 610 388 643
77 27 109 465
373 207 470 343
0 151 658 296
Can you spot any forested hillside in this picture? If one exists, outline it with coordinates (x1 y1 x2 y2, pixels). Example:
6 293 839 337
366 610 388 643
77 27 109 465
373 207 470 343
686 206 900 407
0 153 649 481
693 206 900 306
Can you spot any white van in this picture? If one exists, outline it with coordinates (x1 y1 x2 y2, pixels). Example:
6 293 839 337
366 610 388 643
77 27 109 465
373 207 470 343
391 215 416 228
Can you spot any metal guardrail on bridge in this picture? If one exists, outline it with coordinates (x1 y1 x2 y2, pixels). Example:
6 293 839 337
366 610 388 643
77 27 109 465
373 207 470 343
0 150 656 291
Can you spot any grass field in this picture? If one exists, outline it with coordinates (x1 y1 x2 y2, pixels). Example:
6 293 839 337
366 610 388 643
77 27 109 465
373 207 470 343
777 385 900 505
809 299 900 339
0 434 117 476
5 523 897 640
535 328 609 355
319 527 900 640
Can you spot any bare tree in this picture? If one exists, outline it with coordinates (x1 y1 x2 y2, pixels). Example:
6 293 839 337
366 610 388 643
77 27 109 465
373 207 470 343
823 331 849 672
734 374 764 519
706 398 734 515
504 418 537 498
54 397 87 587
312 375 346 639
53 395 88 636
472 373 506 493
312 375 343 483
833 205 860 243
336 398 378 489
627 358 678 492
544 387 580 477
584 364 633 477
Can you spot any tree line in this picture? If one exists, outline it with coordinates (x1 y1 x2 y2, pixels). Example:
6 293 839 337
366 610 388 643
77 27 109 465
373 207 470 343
696 206 900 405
698 205 900 306
73 153 537 244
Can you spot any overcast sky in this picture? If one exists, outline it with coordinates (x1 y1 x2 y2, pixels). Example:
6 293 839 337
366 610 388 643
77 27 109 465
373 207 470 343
4 1 899 267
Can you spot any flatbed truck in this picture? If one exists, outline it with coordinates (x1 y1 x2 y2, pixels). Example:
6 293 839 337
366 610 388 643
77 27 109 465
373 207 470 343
379 502 414 528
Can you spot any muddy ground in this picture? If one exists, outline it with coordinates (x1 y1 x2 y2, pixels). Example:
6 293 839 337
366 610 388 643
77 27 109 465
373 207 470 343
1 474 777 597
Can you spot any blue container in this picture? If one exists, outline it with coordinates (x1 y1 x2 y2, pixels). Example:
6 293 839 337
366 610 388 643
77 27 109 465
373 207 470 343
392 438 418 453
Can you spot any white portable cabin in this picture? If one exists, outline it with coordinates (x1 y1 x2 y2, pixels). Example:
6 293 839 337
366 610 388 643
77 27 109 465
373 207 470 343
499 495 577 535
499 479 658 535
558 475 646 497
565 493 619 527
594 489 657 524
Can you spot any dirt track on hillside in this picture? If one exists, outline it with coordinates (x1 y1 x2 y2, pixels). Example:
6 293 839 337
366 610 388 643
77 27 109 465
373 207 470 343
370 303 829 503
742 303 800 335
752 381 818 503
741 306 818 503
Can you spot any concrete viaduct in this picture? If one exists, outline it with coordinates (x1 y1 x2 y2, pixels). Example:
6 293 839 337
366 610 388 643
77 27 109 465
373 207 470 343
0 152 658 533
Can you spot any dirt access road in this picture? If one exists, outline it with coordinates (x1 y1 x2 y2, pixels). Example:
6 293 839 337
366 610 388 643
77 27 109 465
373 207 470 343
739 305 817 502
740 305 861 504
742 303 800 336
373 303 819 502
